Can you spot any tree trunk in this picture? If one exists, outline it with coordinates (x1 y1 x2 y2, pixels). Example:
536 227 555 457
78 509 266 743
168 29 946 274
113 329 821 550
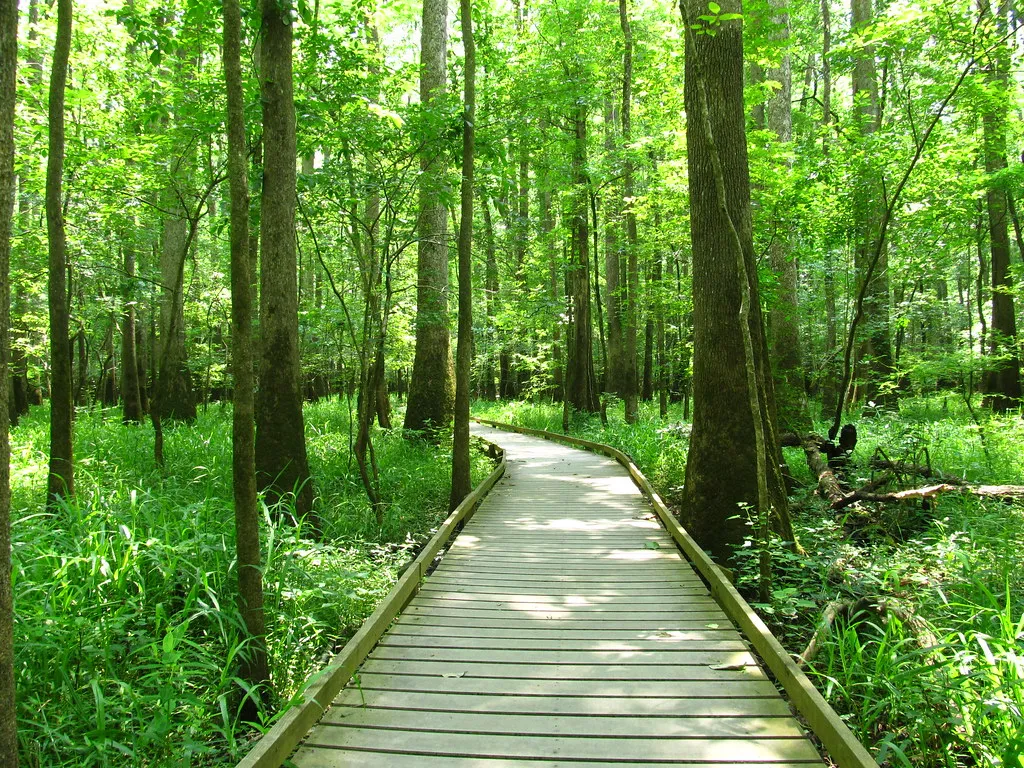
404 0 454 435
680 0 793 569
46 0 73 508
450 0 475 510
565 105 600 417
619 0 639 423
652 199 668 417
765 2 809 434
136 314 149 414
255 0 317 527
121 239 142 423
541 154 562 402
224 0 270 719
480 196 498 400
603 100 624 398
0 0 18 760
980 0 1021 410
851 0 894 406
158 206 195 421
818 0 839 420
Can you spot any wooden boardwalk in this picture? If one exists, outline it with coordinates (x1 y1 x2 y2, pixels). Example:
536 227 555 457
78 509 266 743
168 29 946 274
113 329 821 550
289 424 826 767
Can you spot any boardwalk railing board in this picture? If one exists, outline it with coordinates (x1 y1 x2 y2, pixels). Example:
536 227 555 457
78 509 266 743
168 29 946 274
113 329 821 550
473 417 878 768
234 439 507 768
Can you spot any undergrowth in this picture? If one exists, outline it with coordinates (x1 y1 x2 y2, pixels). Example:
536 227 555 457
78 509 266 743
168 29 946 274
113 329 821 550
11 399 487 767
475 396 1024 767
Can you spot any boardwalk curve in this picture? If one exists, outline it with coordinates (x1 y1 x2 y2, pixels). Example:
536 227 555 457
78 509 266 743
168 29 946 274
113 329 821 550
265 423 866 767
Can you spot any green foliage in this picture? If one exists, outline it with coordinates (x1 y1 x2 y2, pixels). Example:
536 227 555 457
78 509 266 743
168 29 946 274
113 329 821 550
10 401 482 767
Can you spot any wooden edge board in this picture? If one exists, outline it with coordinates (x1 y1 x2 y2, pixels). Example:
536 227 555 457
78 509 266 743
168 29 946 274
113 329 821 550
235 439 508 768
472 418 878 768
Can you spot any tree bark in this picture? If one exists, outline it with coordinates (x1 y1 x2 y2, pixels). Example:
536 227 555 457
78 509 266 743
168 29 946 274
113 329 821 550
818 0 839 421
255 0 317 526
158 206 195 421
680 0 793 569
46 0 73 508
480 196 498 400
802 436 846 505
619 0 639 423
979 0 1021 410
121 238 143 423
0 0 18 760
851 0 894 406
404 0 454 435
450 0 475 510
565 104 600 417
603 100 624 398
224 0 270 719
765 1 810 434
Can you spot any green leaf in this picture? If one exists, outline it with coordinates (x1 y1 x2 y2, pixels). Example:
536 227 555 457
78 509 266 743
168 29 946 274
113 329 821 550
719 12 742 20
149 48 161 66
707 1 721 13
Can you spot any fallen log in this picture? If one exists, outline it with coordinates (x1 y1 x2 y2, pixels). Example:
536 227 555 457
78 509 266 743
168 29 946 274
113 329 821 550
798 597 938 669
832 483 1024 511
802 436 846 505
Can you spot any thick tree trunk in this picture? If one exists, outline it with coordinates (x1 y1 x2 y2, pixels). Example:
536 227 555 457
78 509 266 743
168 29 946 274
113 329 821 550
979 0 1021 410
255 0 317 526
224 0 270 718
121 240 142 423
851 0 894 406
0 0 18 760
450 0 475 510
565 105 600 417
680 0 792 569
765 2 810 434
619 0 639 423
46 0 73 508
405 0 454 435
603 101 624 398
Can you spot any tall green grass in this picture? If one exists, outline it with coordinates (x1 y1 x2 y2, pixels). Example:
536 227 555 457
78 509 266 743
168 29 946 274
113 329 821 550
476 396 1024 767
10 400 485 767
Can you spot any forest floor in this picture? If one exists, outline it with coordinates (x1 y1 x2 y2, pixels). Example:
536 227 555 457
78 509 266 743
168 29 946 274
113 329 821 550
474 397 1024 768
8 399 490 767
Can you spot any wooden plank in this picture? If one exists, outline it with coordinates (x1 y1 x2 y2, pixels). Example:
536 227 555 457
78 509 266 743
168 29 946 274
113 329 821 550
375 639 749 655
302 727 823 763
409 599 724 613
382 626 737 647
329 689 797 718
234 440 508 768
370 645 756 665
474 419 876 768
433 562 691 575
387 614 733 630
359 659 763 682
408 600 724 614
293 749 819 768
379 638 744 654
417 589 707 603
425 571 704 584
349 673 781 698
319 708 807 738
419 582 708 596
